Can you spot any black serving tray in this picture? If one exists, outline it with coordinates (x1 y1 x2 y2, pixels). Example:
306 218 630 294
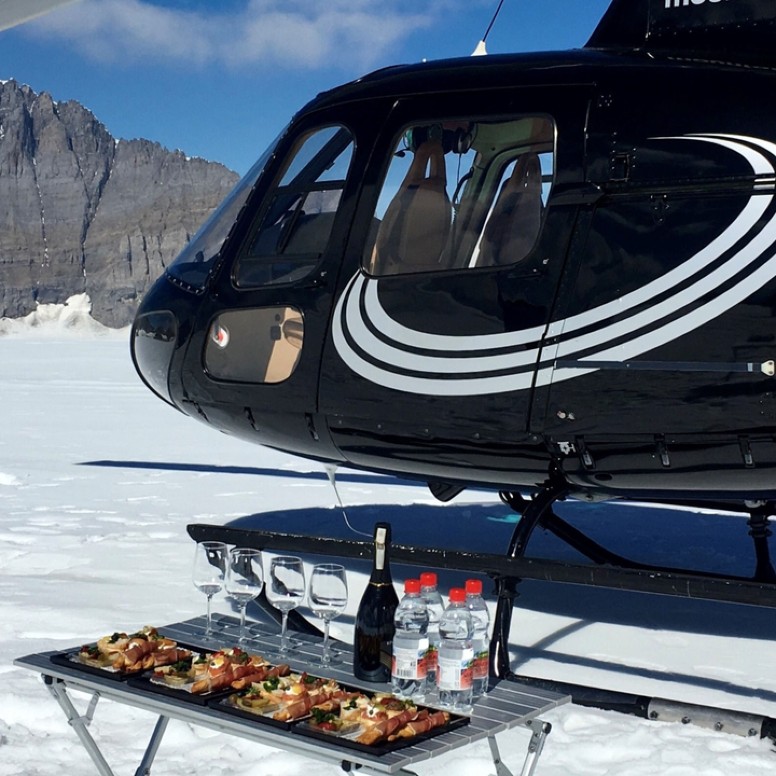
125 647 288 707
49 649 133 681
125 672 235 706
212 682 470 754
291 708 470 756
49 635 205 682
210 693 295 730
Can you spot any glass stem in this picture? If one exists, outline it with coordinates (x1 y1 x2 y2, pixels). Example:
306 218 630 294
205 594 213 635
239 603 247 642
321 619 331 663
280 610 289 652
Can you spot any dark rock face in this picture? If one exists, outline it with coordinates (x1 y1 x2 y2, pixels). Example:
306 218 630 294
0 80 239 327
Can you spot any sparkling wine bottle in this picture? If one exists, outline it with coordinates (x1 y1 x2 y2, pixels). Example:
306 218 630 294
353 522 399 682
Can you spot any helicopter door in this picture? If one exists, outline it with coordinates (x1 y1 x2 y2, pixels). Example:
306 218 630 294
320 89 590 484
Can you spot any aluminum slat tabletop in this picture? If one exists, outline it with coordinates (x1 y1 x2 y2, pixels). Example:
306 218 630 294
15 616 570 776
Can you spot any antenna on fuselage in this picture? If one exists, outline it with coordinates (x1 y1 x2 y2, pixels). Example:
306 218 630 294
472 0 506 55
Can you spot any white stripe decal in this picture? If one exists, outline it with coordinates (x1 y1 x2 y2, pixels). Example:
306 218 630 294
363 275 547 351
331 324 537 394
344 275 539 374
556 195 776 359
332 133 776 396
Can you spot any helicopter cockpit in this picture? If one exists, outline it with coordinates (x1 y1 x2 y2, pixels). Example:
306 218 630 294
135 112 558 398
159 110 555 303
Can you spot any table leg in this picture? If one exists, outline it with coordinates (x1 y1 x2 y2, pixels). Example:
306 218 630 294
46 678 115 776
487 734 515 776
45 677 171 776
343 765 419 776
134 715 170 776
519 719 552 776
487 718 552 776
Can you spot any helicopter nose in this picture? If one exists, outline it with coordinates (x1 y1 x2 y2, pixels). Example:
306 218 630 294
131 310 178 406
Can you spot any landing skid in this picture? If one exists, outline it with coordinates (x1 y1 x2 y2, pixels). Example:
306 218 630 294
487 475 776 737
188 481 776 738
490 477 776 678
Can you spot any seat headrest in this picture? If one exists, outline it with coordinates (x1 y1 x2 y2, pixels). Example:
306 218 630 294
478 152 543 267
504 152 541 196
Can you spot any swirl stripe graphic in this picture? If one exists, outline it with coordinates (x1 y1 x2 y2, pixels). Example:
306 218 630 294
332 134 776 396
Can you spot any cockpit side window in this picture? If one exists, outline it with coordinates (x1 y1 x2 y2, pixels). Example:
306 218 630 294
365 117 555 276
234 125 354 288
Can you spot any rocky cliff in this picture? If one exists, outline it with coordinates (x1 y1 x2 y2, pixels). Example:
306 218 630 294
0 80 239 327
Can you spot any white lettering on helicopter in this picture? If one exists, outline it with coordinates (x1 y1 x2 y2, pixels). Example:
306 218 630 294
664 0 726 8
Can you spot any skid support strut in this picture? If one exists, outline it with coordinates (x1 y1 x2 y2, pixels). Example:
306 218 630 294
746 501 776 584
490 472 569 679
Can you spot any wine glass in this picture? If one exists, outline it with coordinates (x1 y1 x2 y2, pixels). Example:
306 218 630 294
225 547 264 644
308 563 348 665
191 540 227 639
265 556 305 655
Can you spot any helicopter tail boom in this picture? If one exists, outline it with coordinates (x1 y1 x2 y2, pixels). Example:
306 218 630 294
587 0 776 66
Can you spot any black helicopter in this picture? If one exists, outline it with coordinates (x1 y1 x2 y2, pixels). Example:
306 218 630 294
133 0 776 508
137 1 776 711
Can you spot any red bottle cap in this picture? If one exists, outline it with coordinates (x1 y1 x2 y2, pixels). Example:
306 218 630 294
465 579 483 595
405 579 421 594
420 571 437 587
449 587 466 603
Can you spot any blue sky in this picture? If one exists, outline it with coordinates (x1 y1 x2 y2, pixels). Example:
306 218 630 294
2 0 611 175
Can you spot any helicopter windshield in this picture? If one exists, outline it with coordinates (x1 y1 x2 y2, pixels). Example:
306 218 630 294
165 127 287 292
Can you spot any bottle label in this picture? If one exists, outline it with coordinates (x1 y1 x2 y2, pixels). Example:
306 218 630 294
392 639 429 680
473 647 489 680
426 643 438 675
437 648 474 691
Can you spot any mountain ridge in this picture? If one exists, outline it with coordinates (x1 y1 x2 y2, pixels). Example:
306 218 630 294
0 79 239 327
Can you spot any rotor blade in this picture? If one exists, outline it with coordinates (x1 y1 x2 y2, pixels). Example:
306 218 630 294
0 0 80 32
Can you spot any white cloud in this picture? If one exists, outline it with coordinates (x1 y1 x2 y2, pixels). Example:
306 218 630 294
26 0 436 70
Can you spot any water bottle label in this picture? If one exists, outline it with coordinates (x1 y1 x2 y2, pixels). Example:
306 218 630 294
392 640 429 680
473 647 489 680
437 649 474 691
426 643 438 675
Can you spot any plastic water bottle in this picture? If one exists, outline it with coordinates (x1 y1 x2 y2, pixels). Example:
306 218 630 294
391 578 429 701
465 578 490 699
420 571 444 687
436 587 473 711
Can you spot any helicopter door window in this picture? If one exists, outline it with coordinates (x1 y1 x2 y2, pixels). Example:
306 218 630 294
205 306 304 384
365 116 554 275
234 125 354 288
